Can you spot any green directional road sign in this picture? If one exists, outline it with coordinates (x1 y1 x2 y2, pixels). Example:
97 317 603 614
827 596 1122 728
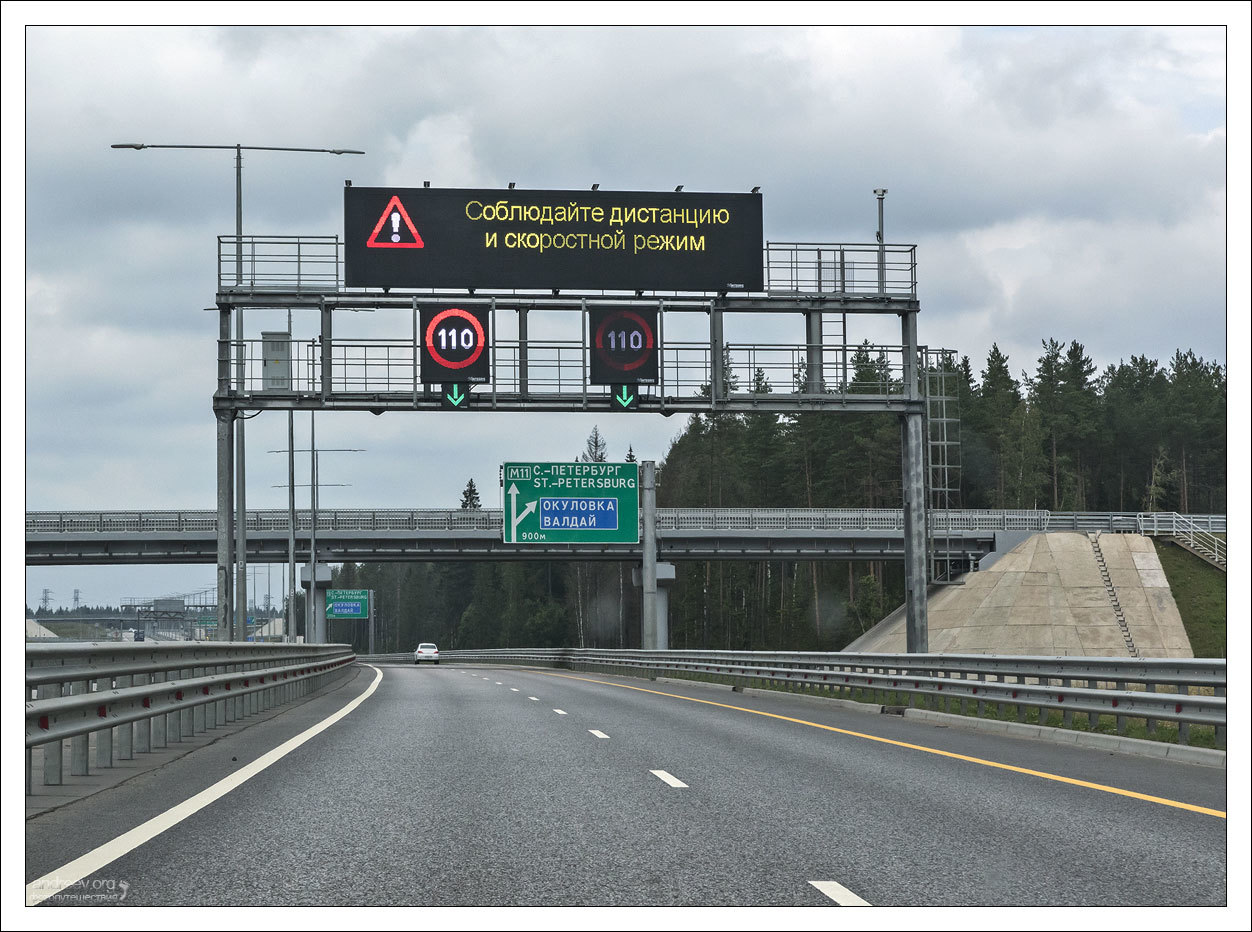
326 589 369 620
610 383 639 411
502 462 639 544
442 383 470 409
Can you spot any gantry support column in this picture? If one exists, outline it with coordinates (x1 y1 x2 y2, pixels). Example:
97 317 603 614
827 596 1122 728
216 308 235 641
901 309 928 653
641 461 658 650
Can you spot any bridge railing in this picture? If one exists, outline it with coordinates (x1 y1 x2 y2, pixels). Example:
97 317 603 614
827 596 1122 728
24 642 355 794
1136 512 1227 567
405 648 1225 748
24 509 1226 536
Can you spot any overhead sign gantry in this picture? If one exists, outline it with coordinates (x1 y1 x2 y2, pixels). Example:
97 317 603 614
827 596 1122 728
213 184 934 655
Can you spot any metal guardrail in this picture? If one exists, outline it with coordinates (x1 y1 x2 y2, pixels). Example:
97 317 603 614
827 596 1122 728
25 642 356 793
379 648 1225 748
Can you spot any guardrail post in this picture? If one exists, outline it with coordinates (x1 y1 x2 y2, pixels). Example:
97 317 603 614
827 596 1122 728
1061 678 1074 728
152 673 167 749
117 675 134 759
216 663 227 726
1176 686 1190 745
1114 680 1127 734
167 675 182 743
223 662 235 722
180 666 194 738
94 676 113 769
1215 684 1225 749
193 667 206 734
1145 682 1157 735
70 679 89 775
39 683 63 785
134 673 151 752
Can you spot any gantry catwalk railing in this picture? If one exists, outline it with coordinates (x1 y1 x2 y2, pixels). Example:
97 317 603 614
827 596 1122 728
215 237 920 297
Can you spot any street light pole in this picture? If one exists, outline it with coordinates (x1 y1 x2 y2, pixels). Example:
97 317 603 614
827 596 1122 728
111 143 364 643
235 144 246 642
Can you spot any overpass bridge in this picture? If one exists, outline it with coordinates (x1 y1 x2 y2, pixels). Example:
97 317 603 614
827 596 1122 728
25 508 1224 567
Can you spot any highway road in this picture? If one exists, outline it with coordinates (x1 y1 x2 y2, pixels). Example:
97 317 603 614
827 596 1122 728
25 662 1228 908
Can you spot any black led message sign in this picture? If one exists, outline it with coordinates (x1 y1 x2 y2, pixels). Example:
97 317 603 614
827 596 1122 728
344 187 763 292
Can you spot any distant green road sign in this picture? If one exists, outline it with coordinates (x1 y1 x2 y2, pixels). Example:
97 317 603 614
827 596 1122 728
326 589 369 620
502 462 639 544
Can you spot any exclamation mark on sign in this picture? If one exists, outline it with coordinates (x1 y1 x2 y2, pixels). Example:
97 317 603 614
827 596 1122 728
391 212 401 242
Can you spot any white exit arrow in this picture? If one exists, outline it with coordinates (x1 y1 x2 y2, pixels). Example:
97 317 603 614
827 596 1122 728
508 483 537 541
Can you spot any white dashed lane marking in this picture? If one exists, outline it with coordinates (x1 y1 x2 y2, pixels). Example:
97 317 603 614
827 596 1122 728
589 730 609 739
650 770 688 788
808 880 871 906
554 709 567 715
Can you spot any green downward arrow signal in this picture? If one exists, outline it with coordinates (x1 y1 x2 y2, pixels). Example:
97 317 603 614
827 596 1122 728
446 385 465 407
614 386 635 408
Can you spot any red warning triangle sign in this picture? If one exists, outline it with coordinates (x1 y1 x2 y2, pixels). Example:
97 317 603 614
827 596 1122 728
366 195 425 249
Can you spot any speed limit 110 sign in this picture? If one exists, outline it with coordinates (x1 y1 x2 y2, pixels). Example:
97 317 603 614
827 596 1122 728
421 306 490 384
589 307 658 385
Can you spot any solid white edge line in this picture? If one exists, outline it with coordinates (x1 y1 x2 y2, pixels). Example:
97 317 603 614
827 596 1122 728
589 730 609 739
26 664 385 907
809 879 872 906
650 769 688 788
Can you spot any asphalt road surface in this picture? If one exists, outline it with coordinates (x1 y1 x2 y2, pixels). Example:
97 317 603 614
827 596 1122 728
25 662 1228 908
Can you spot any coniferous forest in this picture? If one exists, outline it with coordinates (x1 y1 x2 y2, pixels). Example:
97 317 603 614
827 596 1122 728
323 340 1226 654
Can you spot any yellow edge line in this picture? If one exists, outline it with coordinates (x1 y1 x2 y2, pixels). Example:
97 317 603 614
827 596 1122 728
528 669 1227 820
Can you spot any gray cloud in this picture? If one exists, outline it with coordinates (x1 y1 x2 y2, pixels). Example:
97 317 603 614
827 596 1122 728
13 23 1235 608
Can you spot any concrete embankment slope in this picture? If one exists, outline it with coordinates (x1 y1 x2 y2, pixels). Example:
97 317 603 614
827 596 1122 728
846 532 1193 658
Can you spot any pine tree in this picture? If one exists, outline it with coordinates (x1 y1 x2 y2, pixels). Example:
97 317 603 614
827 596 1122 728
1027 338 1065 509
581 426 608 463
460 478 482 510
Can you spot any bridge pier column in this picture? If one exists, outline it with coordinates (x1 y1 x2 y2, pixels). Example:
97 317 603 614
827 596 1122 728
301 564 332 643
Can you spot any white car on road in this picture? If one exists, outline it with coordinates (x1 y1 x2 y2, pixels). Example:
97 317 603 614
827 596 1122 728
414 643 440 664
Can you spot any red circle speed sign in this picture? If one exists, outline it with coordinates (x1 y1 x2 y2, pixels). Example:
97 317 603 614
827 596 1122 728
425 308 486 370
594 309 655 372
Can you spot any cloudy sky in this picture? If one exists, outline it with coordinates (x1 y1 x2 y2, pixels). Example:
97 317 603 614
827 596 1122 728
8 17 1246 610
